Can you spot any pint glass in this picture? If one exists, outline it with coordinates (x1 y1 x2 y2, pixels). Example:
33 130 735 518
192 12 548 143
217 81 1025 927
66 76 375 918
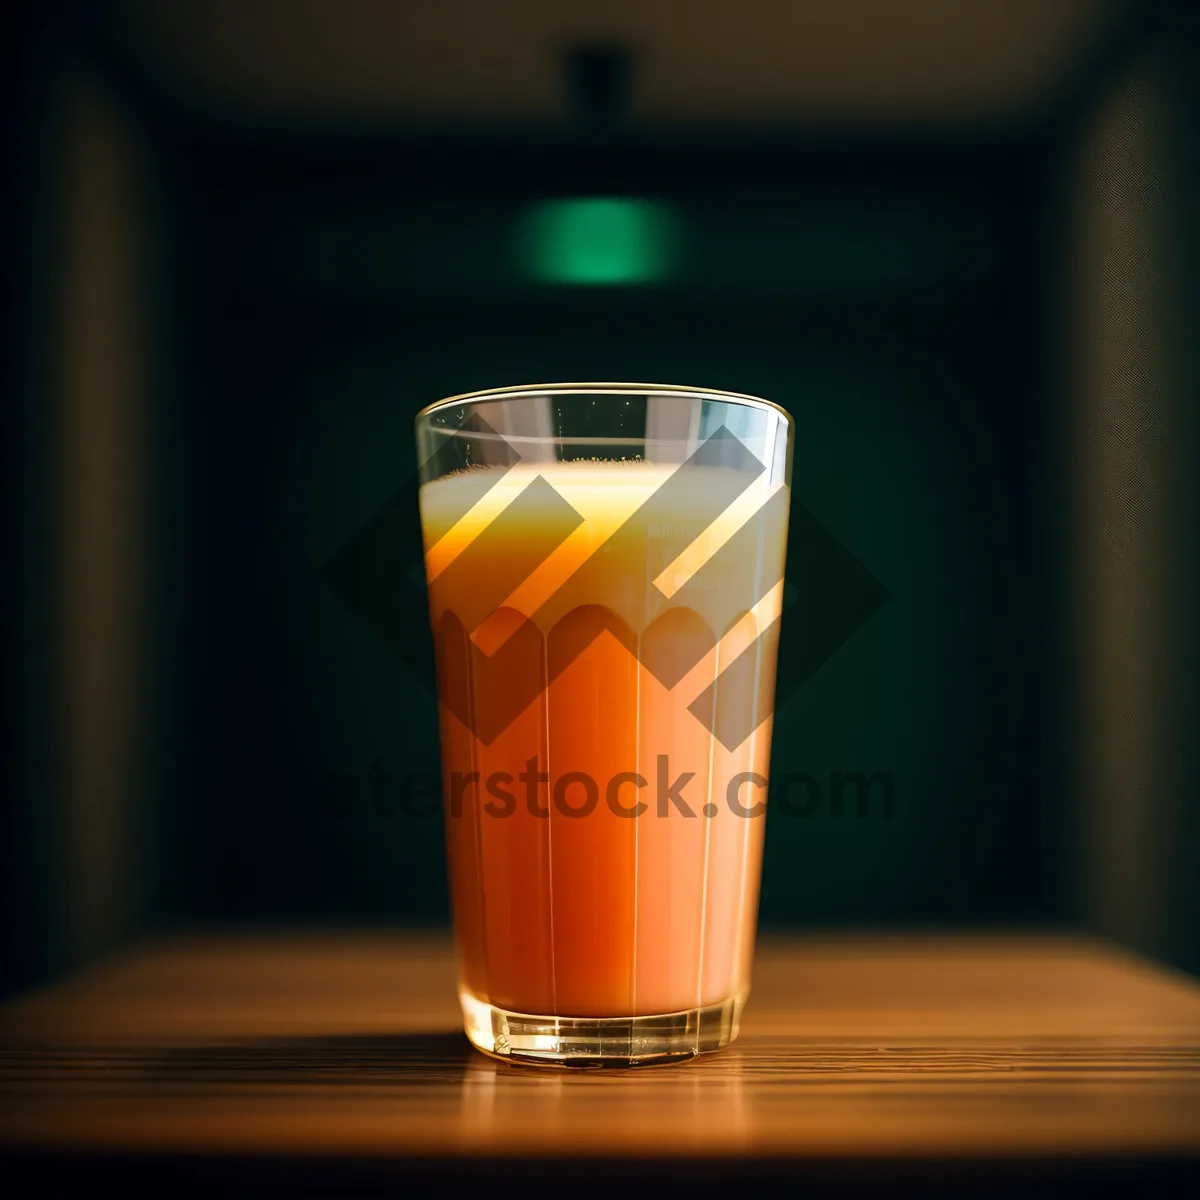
416 384 793 1066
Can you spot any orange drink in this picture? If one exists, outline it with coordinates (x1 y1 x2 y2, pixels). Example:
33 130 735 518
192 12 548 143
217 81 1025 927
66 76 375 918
416 385 792 1066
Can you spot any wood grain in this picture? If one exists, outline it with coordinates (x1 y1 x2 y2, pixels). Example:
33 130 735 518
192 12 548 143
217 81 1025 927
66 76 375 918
1 930 1198 1174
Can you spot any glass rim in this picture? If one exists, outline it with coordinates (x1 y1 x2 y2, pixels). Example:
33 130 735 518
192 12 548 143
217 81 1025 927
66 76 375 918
415 381 795 432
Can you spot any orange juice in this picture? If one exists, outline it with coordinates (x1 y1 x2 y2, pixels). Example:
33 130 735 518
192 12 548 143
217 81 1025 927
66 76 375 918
421 462 787 1019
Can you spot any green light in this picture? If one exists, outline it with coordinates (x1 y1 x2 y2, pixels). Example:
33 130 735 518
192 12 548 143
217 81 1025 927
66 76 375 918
515 198 681 285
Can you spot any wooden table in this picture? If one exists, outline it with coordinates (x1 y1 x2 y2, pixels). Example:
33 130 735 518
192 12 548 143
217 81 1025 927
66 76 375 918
2 930 1198 1193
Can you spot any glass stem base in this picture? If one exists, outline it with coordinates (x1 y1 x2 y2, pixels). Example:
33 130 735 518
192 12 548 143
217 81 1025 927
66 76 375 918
460 989 745 1068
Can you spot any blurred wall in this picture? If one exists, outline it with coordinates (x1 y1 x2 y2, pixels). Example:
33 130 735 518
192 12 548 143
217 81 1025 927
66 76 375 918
5 17 158 992
1066 20 1200 974
54 56 154 972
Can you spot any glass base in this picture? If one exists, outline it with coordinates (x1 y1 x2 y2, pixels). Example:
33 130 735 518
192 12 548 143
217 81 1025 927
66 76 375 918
460 989 745 1068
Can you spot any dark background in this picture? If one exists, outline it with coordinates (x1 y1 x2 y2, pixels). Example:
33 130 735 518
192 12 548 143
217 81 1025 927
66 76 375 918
4 1 1198 998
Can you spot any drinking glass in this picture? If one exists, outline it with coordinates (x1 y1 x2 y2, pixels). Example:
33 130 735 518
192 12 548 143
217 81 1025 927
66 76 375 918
415 383 793 1066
